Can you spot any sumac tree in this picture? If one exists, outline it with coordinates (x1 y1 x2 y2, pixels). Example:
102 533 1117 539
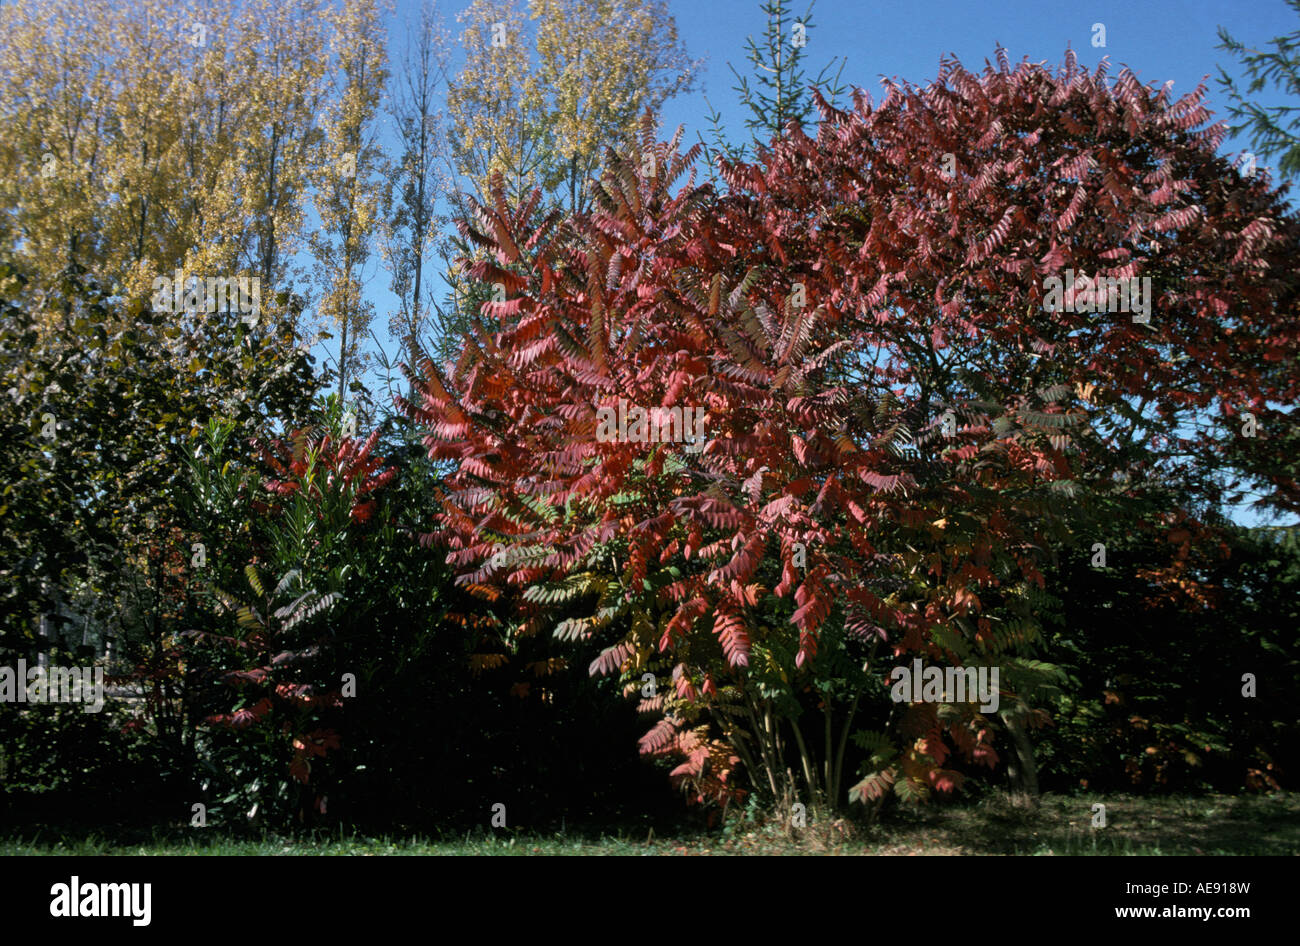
408 51 1300 815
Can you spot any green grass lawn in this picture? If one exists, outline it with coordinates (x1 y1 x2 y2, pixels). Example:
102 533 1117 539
4 792 1297 855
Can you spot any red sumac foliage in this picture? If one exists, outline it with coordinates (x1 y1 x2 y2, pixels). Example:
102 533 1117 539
408 51 1299 809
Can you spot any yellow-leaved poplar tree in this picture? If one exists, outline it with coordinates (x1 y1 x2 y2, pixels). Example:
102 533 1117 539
446 0 545 208
0 0 333 327
378 0 454 381
309 0 391 403
530 0 697 213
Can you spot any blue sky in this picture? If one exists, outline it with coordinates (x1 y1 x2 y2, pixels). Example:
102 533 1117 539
347 0 1298 525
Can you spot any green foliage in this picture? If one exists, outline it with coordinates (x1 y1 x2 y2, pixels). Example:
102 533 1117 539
0 702 179 827
702 0 847 167
0 260 319 825
1217 0 1300 181
1036 518 1300 794
0 261 318 651
174 404 676 831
